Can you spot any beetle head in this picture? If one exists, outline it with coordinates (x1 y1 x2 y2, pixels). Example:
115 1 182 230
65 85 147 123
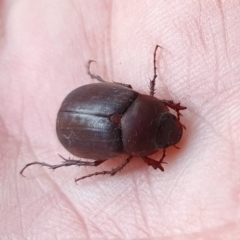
155 112 183 149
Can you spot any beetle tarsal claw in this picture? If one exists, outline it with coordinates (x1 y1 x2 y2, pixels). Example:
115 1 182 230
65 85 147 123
141 148 167 172
181 123 187 130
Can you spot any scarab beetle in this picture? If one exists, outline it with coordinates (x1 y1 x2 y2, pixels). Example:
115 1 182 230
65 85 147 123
20 45 186 182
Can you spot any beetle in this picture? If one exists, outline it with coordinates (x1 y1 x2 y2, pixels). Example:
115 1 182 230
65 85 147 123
20 45 186 182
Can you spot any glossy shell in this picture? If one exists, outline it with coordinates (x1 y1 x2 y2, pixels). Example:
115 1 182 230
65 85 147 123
56 82 179 160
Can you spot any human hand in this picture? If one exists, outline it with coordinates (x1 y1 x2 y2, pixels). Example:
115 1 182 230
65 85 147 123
1 1 240 239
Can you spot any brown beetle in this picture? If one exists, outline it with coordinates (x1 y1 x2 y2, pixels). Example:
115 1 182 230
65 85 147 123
20 46 186 182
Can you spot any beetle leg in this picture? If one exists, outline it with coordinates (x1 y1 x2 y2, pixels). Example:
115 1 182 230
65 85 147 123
20 157 107 176
161 100 187 121
75 156 133 182
142 149 167 171
149 45 162 97
87 60 106 82
58 154 106 167
87 60 133 89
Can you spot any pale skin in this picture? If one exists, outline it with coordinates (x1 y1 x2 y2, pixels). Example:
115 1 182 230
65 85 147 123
1 1 240 239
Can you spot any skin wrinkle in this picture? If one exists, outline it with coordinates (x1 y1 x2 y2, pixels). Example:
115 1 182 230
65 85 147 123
88 221 108 239
91 183 127 215
76 6 92 57
131 173 151 237
186 45 193 93
161 158 190 207
196 1 207 50
210 23 221 96
104 1 113 80
91 197 125 238
174 5 230 99
190 87 237 143
45 181 91 239
193 112 229 146
192 82 239 113
16 160 25 238
22 132 91 238
194 18 207 50
227 107 236 164
99 199 124 238
215 0 231 63
157 49 171 95
105 215 125 239
144 171 163 223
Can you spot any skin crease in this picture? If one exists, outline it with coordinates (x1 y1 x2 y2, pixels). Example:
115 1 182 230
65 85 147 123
1 0 240 239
